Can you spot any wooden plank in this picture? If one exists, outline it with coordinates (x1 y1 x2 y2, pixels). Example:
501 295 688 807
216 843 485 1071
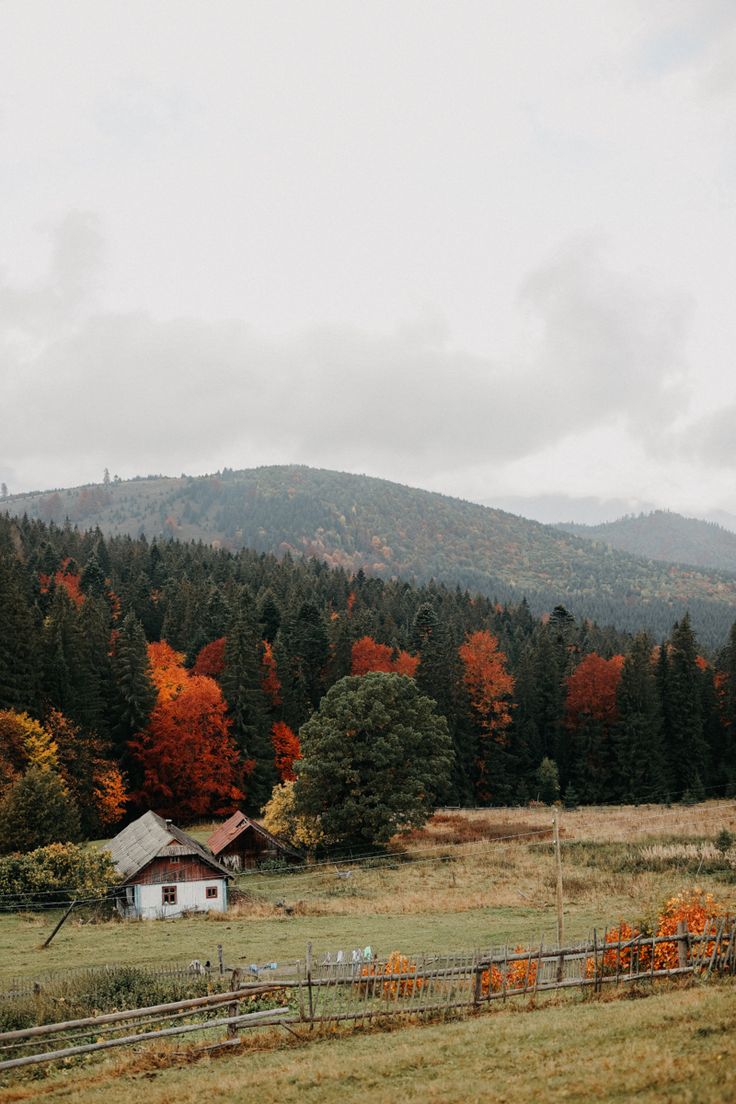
0 1007 290 1072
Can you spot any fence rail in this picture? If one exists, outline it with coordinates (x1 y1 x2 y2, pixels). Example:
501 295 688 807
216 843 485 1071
1 917 733 1074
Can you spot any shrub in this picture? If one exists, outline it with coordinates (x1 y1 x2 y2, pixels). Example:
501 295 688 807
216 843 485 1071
0 842 117 908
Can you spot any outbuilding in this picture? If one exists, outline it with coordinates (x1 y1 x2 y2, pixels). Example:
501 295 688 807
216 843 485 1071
207 811 301 870
108 810 231 919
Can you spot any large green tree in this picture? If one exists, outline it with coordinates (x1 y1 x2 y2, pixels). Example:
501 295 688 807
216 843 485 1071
294 672 454 848
0 767 81 853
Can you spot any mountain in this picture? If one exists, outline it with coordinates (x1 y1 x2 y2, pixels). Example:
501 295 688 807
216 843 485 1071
4 466 736 645
558 511 736 576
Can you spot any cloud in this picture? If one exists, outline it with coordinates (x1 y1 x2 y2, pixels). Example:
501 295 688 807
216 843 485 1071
0 218 694 493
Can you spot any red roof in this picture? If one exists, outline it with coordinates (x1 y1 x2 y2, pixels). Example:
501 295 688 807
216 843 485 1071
207 811 300 858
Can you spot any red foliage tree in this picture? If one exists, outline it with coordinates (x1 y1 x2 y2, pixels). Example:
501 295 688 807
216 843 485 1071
351 636 419 678
131 644 243 820
565 653 625 728
193 637 226 679
260 640 282 707
271 721 301 781
39 558 84 608
351 636 394 675
392 650 420 678
458 630 515 739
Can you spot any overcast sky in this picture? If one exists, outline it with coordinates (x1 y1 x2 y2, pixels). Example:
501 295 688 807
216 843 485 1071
2 0 735 524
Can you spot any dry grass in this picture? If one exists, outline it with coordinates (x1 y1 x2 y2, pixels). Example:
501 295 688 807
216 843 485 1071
397 813 550 847
437 799 736 843
3 980 734 1104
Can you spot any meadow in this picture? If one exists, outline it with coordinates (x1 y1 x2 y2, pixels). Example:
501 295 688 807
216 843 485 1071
0 801 734 1101
1 802 734 985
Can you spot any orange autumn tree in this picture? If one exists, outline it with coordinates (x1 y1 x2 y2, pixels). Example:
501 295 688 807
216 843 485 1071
565 652 625 727
130 642 243 821
564 652 624 803
459 631 515 804
459 631 515 738
38 558 84 608
45 709 128 834
271 721 300 782
350 636 420 678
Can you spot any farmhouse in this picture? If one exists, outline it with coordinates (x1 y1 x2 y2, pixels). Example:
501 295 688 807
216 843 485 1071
108 810 231 919
207 810 301 870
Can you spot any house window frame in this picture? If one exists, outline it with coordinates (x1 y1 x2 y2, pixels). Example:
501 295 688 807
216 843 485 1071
162 885 177 906
205 885 218 900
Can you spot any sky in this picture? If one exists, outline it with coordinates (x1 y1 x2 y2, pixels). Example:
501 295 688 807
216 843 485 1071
2 0 736 525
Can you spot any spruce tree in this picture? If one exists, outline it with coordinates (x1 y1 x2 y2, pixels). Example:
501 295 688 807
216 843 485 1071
0 554 40 714
110 612 156 754
0 767 81 853
613 633 666 802
665 615 709 799
222 596 276 811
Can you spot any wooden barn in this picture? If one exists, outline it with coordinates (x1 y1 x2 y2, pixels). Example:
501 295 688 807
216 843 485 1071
207 811 301 870
108 810 232 919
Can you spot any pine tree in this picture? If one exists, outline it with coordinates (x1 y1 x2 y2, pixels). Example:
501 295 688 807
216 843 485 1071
0 767 81 853
0 554 40 714
222 596 276 811
613 633 666 801
110 613 156 755
665 615 709 799
717 622 736 792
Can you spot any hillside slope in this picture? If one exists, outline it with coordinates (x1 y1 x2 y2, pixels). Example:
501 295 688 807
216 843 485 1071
4 466 736 643
559 511 736 575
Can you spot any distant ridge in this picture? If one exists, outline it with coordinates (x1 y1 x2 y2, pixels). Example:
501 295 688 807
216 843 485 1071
558 510 736 576
4 465 736 645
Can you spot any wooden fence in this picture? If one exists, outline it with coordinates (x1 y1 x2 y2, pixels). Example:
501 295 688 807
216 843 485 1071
0 917 733 1074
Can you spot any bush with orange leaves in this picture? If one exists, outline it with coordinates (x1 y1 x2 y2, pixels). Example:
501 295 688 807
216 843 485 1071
585 889 726 978
359 952 424 999
585 922 648 977
653 888 723 970
480 948 538 995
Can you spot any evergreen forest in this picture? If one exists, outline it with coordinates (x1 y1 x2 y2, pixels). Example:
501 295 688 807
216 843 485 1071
1 510 735 850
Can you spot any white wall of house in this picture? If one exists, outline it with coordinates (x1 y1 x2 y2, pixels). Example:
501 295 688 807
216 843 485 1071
134 878 228 919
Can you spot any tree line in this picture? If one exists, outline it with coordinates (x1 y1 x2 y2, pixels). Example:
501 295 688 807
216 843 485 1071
0 512 735 851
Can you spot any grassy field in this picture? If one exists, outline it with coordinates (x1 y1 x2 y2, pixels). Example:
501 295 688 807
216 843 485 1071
2 981 734 1103
1 801 734 985
0 802 734 1100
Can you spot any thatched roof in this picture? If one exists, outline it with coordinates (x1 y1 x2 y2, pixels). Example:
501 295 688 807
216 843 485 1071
108 810 231 883
207 811 301 859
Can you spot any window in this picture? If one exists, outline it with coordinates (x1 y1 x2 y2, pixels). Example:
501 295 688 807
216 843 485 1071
170 856 180 864
205 885 218 900
162 885 177 906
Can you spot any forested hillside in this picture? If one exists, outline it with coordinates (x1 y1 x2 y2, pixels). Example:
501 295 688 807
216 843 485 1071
5 466 736 646
559 511 736 576
0 513 734 848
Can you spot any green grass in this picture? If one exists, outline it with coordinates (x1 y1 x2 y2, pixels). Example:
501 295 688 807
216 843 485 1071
0 904 565 985
4 981 734 1103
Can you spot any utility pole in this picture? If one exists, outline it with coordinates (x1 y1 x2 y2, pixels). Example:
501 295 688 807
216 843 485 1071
553 808 564 947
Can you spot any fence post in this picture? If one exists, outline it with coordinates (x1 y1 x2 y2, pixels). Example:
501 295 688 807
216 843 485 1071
676 920 688 970
217 944 224 976
553 808 564 979
306 941 314 1026
226 999 238 1040
473 954 482 1008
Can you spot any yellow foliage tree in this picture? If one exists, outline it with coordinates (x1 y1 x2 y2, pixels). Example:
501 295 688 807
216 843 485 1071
261 781 324 850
